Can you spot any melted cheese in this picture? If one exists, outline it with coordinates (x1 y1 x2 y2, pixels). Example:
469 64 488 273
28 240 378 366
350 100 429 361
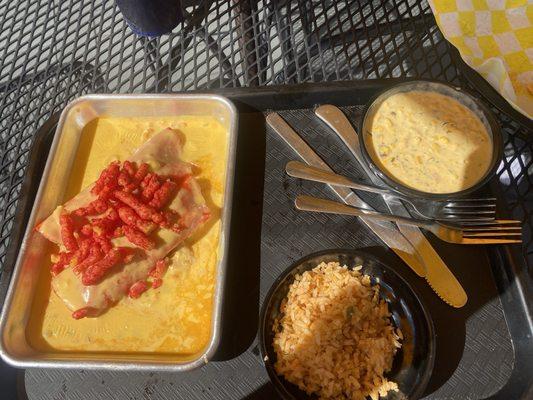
367 91 492 193
27 116 227 354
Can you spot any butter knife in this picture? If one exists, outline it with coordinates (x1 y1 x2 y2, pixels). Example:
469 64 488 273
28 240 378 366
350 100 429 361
315 104 467 307
266 112 425 277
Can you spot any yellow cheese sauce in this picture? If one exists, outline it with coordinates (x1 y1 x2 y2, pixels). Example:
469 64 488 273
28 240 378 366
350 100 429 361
27 116 228 354
367 91 492 193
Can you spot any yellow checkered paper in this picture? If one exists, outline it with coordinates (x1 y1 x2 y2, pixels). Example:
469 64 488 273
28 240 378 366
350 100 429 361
429 0 533 118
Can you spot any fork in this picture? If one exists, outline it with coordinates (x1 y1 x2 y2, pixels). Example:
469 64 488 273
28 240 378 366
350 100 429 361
295 195 521 244
286 160 497 222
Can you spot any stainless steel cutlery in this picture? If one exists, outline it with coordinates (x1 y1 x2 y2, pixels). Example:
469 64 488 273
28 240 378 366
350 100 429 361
286 160 497 222
295 195 522 245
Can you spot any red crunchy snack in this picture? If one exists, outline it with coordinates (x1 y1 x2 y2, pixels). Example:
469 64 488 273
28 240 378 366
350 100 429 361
123 225 154 250
141 174 161 202
92 161 120 196
149 258 168 289
81 247 128 286
59 214 78 252
128 280 148 299
35 129 210 319
134 162 149 182
73 246 103 274
114 190 164 224
51 252 72 276
149 180 177 209
118 206 156 235
72 307 91 320
51 159 196 283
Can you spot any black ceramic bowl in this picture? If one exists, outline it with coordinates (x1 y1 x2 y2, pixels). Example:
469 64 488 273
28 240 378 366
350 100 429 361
259 249 435 400
359 80 503 200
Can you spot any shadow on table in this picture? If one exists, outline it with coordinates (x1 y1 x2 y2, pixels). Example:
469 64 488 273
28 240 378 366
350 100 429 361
212 107 266 361
363 244 497 397
0 358 26 400
242 382 278 399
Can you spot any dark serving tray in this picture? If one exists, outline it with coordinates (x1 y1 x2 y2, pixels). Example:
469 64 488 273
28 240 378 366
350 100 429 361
1 80 531 400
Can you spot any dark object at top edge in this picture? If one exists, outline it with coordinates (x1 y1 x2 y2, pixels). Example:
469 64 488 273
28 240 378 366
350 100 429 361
115 0 184 37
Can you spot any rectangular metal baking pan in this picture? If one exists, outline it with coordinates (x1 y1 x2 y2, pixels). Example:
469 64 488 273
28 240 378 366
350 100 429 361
0 94 238 371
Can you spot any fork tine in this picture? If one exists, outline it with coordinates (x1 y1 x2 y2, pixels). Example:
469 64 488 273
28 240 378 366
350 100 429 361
437 197 496 204
460 238 522 244
442 197 497 203
462 226 522 231
463 232 521 237
444 203 496 209
439 210 496 215
459 219 520 225
439 216 496 222
460 197 496 201
440 217 496 223
460 221 521 234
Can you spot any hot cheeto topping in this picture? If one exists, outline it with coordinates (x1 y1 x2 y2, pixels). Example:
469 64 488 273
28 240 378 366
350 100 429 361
49 160 196 317
128 280 148 299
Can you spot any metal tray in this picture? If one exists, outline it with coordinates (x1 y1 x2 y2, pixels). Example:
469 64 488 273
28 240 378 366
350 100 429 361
3 80 532 399
0 94 238 371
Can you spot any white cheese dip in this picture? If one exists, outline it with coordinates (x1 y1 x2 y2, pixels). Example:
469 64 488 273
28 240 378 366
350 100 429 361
367 91 492 194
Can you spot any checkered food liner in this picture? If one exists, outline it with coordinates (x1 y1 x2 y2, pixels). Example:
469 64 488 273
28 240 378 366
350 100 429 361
429 0 532 118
